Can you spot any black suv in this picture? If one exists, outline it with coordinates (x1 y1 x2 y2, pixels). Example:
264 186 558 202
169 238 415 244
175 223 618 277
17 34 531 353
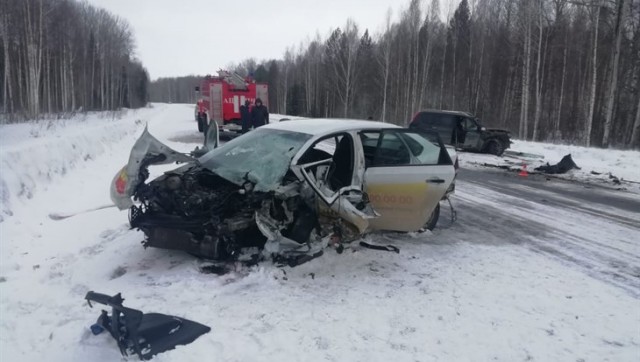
409 110 511 156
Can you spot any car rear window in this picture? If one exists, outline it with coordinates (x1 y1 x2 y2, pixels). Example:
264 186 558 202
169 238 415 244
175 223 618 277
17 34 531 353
398 132 444 165
361 130 451 167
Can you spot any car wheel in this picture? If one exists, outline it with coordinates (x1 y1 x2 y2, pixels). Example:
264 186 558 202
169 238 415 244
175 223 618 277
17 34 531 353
486 140 504 156
425 203 440 231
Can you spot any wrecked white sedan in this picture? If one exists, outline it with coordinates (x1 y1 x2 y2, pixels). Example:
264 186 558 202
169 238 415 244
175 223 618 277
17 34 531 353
111 119 455 265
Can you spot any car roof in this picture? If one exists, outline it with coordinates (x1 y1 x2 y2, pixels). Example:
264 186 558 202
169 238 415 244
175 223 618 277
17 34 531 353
262 118 401 135
416 109 474 117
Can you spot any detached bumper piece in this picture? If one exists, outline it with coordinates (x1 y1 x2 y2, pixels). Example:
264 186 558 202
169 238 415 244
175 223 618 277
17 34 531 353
534 154 581 174
85 291 211 360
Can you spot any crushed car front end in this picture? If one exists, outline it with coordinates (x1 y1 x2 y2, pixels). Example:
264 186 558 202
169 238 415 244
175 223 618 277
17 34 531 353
112 127 325 263
129 164 269 260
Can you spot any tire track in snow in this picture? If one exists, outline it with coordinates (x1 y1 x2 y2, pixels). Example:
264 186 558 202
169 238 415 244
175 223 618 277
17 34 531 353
453 178 640 297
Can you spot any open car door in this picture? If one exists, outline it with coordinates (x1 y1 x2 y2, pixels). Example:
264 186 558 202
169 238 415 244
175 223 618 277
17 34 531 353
361 129 454 232
294 132 377 234
461 117 482 150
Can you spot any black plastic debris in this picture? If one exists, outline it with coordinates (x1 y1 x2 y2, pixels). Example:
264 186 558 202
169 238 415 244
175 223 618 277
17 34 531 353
359 241 400 253
85 291 210 360
199 264 229 275
608 173 622 185
534 154 581 174
274 250 324 267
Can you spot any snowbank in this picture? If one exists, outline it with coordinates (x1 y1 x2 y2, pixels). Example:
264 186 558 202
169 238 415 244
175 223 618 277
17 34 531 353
270 113 308 123
0 108 151 221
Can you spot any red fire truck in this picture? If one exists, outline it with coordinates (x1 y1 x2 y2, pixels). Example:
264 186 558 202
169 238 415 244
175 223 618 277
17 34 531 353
195 71 269 133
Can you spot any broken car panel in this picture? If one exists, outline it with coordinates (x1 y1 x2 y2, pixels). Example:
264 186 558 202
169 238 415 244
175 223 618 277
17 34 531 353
85 291 210 360
111 119 455 264
111 126 194 210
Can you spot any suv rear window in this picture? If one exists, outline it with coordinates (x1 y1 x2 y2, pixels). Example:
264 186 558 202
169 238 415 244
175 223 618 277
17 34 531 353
413 112 455 129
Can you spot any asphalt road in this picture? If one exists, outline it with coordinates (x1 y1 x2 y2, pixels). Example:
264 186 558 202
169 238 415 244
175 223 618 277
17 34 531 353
445 167 640 297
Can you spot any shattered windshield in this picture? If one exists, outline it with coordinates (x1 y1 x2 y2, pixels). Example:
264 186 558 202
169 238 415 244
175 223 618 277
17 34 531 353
197 128 312 191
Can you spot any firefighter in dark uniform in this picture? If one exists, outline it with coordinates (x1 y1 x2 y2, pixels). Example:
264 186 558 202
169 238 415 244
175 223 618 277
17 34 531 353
240 100 252 133
251 98 269 128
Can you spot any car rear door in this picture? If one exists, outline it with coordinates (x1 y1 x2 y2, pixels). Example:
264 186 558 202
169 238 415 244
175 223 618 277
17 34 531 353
362 129 454 232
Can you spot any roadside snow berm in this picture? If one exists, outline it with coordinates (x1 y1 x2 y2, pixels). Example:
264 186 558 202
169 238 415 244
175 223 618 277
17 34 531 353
85 291 210 360
518 164 529 177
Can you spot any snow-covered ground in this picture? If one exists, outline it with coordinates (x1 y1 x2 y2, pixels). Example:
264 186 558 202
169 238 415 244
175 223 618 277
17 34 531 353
459 140 640 193
1 104 638 361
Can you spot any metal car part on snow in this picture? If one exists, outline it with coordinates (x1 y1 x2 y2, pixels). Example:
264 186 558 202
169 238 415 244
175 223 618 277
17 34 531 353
110 119 455 264
85 291 210 360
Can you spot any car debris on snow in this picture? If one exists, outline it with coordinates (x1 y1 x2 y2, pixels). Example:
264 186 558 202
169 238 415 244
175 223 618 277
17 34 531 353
84 291 210 360
534 154 581 174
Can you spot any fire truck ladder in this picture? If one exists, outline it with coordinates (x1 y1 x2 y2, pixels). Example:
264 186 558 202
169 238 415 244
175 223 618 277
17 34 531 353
217 70 248 90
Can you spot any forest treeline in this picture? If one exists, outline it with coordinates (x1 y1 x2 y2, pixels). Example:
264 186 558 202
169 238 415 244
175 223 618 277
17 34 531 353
152 0 639 148
149 76 202 105
0 0 149 121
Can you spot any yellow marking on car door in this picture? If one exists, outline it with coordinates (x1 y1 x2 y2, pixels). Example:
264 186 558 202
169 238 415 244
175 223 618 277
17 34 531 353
365 182 433 231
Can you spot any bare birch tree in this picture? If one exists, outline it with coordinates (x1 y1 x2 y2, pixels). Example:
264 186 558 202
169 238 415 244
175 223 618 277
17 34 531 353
326 19 360 118
519 0 532 140
602 0 629 147
585 0 601 146
377 9 393 122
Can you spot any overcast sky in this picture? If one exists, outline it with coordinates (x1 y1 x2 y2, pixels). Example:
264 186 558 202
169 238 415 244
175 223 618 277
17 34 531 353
85 0 422 80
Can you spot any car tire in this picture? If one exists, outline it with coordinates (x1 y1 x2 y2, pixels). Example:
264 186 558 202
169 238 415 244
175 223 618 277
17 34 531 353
425 203 440 231
486 140 504 156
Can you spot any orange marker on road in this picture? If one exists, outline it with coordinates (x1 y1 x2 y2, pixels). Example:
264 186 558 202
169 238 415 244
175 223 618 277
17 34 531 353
518 164 529 177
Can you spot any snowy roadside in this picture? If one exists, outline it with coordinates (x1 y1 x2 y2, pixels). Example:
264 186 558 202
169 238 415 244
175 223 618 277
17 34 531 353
0 105 161 221
1 105 638 361
459 139 640 193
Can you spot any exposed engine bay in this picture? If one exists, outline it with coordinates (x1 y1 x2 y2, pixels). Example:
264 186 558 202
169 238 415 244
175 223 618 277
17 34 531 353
128 163 338 264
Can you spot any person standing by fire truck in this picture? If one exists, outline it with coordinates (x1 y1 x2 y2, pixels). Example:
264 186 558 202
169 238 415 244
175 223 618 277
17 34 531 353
251 98 269 128
240 99 252 133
